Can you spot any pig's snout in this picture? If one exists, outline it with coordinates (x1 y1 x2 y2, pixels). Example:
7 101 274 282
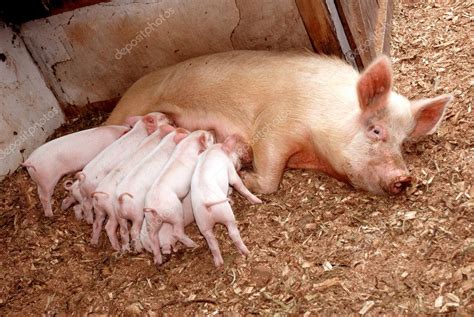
388 175 412 194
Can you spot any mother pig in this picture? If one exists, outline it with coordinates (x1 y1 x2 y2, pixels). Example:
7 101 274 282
105 50 452 195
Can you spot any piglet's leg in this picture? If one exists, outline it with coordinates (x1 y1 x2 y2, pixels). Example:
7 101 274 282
229 167 262 204
105 216 122 251
38 186 54 217
202 229 224 267
147 221 163 265
82 199 94 224
91 208 107 247
130 215 145 252
165 198 197 248
73 204 83 220
226 220 250 256
117 217 131 252
173 220 197 248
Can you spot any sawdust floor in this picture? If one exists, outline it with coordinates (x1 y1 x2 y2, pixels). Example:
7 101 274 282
0 1 472 315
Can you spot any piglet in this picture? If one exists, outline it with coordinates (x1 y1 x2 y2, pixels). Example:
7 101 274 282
140 194 195 255
191 135 262 267
91 123 173 250
116 127 189 252
143 130 215 265
22 125 130 217
78 112 169 223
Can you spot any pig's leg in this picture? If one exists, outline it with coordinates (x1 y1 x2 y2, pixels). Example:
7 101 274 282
37 183 55 217
202 229 224 267
91 207 107 247
116 217 131 252
168 202 197 248
130 214 145 252
229 165 262 204
147 220 163 265
73 204 83 220
82 199 94 224
61 196 76 211
241 136 290 194
105 216 122 251
226 220 250 256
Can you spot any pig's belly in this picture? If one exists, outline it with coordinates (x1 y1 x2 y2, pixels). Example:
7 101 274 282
169 111 249 144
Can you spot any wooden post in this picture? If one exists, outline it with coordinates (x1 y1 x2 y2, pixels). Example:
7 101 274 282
296 0 343 57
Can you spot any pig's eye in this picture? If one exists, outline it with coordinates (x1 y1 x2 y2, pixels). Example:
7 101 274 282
367 125 385 141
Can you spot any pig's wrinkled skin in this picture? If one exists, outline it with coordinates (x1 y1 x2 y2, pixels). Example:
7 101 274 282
191 136 262 267
140 194 195 255
144 130 215 265
78 113 169 224
22 125 130 217
115 127 189 252
105 50 453 196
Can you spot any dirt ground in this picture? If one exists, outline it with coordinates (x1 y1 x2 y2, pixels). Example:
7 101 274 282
1 1 472 315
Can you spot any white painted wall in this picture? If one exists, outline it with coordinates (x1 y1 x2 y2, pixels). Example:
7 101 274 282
0 22 64 181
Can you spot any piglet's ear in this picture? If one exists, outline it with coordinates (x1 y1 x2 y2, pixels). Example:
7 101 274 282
173 128 189 144
198 133 207 151
143 114 157 134
357 55 393 114
124 115 142 127
222 135 238 154
409 94 453 139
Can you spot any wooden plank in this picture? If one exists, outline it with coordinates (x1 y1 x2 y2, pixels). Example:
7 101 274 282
374 0 393 55
295 0 343 56
336 0 392 69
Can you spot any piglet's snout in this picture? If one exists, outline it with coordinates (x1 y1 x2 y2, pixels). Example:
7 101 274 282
388 175 412 194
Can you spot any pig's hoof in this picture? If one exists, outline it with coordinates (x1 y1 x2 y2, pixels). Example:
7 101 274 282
44 211 54 218
154 255 163 265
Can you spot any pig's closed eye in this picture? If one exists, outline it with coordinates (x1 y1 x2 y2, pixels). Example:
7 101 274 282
367 125 385 141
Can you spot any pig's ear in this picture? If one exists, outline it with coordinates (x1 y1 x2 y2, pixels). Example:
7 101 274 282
409 94 453 139
159 124 175 138
198 133 208 151
357 55 393 113
124 115 143 127
143 114 158 134
222 135 238 154
173 128 189 144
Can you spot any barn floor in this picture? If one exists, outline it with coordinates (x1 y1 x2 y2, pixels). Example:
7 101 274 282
1 1 472 315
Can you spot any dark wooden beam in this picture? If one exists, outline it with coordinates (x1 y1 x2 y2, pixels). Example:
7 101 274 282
295 0 343 57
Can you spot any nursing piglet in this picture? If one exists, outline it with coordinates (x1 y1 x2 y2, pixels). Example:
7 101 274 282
140 194 195 255
91 122 172 250
115 127 189 252
191 135 262 267
78 113 169 223
22 125 130 217
143 130 215 265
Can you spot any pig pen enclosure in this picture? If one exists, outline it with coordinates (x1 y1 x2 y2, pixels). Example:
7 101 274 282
0 0 472 315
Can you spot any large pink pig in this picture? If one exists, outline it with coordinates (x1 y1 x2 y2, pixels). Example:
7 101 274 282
22 125 130 217
191 135 262 267
143 130 215 265
91 122 171 250
78 113 169 223
115 127 189 252
105 51 453 196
